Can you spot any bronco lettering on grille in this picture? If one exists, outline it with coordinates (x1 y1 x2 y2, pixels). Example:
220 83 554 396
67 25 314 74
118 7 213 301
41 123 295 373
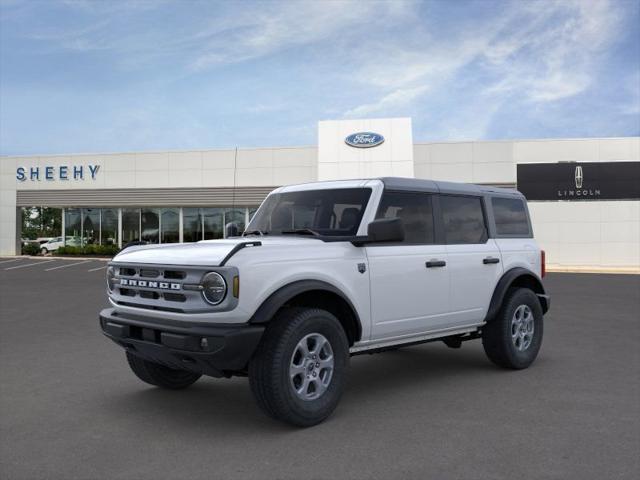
120 278 181 290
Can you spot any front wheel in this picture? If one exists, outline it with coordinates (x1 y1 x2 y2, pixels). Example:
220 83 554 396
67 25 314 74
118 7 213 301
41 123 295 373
482 288 544 369
40 248 48 255
249 307 349 427
126 352 201 389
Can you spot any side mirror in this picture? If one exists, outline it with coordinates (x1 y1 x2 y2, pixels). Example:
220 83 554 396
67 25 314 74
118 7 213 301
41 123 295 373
364 218 405 244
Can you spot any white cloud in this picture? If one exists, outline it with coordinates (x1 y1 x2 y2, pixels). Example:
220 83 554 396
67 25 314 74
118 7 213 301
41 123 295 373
189 1 413 71
342 0 626 135
344 85 429 118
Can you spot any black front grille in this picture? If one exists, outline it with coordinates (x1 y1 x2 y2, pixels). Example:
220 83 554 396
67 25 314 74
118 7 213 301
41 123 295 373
163 292 187 302
140 269 160 278
139 290 160 300
164 270 186 280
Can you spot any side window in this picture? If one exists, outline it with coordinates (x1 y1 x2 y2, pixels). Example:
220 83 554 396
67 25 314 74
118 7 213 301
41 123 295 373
491 197 531 236
376 191 435 244
440 195 487 244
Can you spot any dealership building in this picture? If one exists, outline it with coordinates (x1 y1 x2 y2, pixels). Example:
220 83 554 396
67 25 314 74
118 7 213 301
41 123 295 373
1 118 638 270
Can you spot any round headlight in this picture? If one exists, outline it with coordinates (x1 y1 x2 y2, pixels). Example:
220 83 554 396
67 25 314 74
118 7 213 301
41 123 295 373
106 266 116 292
201 272 227 305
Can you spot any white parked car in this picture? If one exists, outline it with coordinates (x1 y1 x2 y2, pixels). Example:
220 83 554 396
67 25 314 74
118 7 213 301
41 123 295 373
40 236 64 254
40 236 80 254
100 178 550 426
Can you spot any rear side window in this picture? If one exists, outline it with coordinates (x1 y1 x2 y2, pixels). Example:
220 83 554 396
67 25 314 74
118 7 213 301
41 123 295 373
491 197 531 236
376 191 435 244
440 195 487 244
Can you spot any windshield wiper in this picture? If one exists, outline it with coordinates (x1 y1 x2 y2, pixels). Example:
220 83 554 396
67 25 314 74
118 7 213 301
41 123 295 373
243 230 268 236
281 228 321 237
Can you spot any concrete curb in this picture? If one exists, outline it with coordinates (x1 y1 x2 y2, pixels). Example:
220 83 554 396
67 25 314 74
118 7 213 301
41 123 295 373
546 266 640 275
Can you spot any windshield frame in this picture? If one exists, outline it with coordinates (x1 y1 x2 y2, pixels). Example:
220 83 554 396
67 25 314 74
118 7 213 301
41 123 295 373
244 187 374 240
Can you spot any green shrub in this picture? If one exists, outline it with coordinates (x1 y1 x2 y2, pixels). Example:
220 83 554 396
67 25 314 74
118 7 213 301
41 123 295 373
22 243 41 256
56 244 120 257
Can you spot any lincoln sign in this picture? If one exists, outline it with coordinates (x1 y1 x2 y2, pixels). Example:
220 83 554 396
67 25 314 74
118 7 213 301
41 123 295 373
516 162 640 201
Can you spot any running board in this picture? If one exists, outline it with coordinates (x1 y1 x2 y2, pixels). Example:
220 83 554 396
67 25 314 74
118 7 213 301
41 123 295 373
349 324 483 355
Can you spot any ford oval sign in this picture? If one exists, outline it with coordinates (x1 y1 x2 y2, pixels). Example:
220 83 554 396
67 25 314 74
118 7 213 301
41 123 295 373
345 132 385 148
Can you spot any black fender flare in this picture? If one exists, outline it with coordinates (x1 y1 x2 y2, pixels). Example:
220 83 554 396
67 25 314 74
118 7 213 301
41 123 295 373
248 279 362 341
484 268 549 323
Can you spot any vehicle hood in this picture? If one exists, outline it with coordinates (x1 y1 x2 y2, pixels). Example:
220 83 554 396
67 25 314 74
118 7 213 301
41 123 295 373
112 237 324 266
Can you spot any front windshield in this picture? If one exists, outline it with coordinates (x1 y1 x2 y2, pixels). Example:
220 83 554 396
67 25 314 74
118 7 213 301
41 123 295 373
246 188 372 237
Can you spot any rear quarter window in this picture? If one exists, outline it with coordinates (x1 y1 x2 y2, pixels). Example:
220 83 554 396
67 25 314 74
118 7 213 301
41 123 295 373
491 197 531 236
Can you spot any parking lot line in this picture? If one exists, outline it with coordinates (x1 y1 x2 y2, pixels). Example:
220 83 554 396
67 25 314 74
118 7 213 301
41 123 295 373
88 265 107 272
0 258 24 265
5 260 56 270
44 260 92 271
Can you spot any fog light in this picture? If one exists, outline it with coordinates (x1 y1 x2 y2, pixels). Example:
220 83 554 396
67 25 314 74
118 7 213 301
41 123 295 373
200 338 209 349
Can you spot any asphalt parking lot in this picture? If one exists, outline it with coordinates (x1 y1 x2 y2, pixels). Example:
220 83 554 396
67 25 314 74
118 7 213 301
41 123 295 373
0 257 638 480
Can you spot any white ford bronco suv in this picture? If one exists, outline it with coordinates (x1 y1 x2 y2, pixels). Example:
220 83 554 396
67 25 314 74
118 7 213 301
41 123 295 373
100 177 549 427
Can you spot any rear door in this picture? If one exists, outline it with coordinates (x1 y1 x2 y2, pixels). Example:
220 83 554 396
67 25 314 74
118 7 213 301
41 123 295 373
440 194 503 325
366 191 451 340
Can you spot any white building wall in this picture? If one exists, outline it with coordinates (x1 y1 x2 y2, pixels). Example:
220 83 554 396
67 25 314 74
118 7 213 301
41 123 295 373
318 118 414 180
414 141 515 184
515 137 640 270
0 157 18 255
1 134 638 270
0 147 317 255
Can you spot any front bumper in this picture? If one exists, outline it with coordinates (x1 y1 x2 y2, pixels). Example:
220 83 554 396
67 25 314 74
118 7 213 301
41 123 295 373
99 308 264 378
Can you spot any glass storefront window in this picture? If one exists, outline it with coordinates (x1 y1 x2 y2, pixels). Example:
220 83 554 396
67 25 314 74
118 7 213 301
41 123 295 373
122 208 140 245
161 208 179 243
141 208 159 244
64 208 82 246
82 208 100 245
101 209 118 246
248 207 259 221
203 208 224 240
224 208 246 237
183 208 202 243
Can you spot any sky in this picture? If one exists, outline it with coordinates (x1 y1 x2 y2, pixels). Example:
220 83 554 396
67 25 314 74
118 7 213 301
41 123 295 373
0 0 639 155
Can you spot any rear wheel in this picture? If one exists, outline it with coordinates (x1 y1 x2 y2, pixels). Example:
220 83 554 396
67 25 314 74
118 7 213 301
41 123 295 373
249 307 349 427
482 288 543 369
126 352 201 389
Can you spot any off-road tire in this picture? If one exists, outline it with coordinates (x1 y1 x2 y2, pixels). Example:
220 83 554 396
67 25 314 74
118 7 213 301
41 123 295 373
249 307 350 427
126 352 201 389
482 287 544 369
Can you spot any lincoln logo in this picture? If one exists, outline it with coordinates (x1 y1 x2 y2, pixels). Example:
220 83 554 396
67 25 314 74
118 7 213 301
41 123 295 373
558 164 600 198
119 278 181 290
575 166 583 188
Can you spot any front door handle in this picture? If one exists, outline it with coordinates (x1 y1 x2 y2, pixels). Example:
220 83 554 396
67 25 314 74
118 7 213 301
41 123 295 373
426 260 446 268
483 257 500 264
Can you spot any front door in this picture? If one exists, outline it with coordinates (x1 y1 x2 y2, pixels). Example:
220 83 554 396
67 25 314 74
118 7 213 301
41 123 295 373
366 191 451 341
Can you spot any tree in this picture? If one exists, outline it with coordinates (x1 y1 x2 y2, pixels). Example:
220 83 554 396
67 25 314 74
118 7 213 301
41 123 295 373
21 207 62 239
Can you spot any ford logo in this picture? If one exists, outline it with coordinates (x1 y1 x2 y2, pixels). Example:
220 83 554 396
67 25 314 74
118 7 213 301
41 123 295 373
345 132 385 148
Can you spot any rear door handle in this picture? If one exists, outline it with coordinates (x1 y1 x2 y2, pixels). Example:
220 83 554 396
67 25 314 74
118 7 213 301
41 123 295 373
483 257 500 264
426 260 446 268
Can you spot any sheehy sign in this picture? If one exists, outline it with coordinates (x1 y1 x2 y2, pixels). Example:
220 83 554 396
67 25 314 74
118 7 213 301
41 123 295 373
16 164 100 182
516 162 640 201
